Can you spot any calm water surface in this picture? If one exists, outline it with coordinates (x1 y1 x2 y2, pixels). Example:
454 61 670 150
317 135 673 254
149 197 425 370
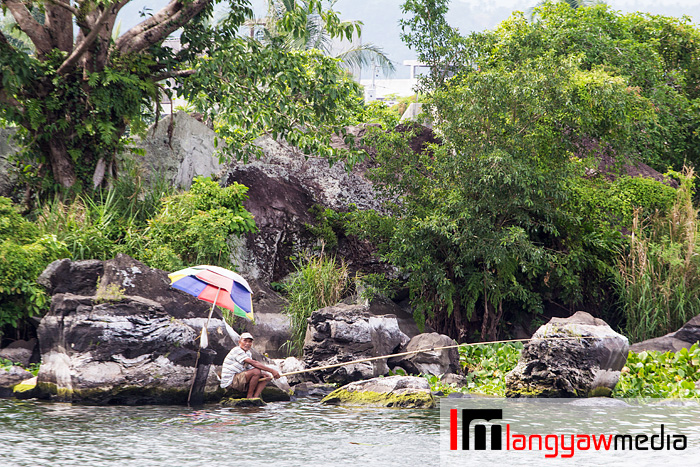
0 398 439 467
6 397 698 466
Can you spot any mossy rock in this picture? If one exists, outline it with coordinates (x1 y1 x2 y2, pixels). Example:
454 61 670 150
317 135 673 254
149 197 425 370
221 397 266 407
13 377 37 400
322 387 435 408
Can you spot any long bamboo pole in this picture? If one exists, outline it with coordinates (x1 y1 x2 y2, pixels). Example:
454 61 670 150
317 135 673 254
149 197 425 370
278 335 614 378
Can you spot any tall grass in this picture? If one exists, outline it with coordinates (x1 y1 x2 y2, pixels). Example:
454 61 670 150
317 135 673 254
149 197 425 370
615 166 700 343
36 190 120 261
282 252 352 356
35 159 174 261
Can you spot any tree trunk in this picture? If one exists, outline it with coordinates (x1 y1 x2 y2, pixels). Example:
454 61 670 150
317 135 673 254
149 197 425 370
452 298 467 343
44 137 76 188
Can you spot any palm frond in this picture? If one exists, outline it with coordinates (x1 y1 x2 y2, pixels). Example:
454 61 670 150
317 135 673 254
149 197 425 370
335 43 396 76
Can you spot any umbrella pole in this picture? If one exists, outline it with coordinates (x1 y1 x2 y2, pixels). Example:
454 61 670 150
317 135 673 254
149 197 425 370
187 288 221 406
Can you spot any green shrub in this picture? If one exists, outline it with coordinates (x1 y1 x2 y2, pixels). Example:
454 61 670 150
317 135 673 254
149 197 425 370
0 357 39 376
110 155 175 225
143 177 256 271
304 205 350 250
282 253 352 356
0 197 69 329
571 175 677 230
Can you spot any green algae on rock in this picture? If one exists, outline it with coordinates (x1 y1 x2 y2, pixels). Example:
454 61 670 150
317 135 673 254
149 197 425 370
221 397 267 408
321 375 435 408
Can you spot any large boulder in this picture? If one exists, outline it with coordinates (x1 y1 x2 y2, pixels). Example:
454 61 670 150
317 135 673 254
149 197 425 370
272 356 315 386
135 111 224 189
303 303 410 385
321 375 435 408
133 113 385 286
630 315 700 353
35 255 238 404
0 339 39 366
37 259 104 297
365 296 423 339
389 332 460 376
505 311 629 398
220 131 386 284
0 366 33 398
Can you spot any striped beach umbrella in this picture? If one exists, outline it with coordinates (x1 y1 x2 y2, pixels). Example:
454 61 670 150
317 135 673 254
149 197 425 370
169 265 254 348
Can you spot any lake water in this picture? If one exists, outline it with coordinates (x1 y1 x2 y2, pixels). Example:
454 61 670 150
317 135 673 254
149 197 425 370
3 397 700 467
0 398 439 467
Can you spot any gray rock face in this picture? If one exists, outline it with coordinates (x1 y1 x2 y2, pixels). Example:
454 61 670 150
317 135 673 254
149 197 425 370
272 356 314 385
238 310 291 359
0 128 18 198
366 296 423 339
135 111 223 189
505 311 629 398
389 332 460 376
35 255 236 404
132 113 385 285
303 303 409 385
0 366 33 398
630 315 700 353
220 132 385 284
0 339 38 366
37 259 104 297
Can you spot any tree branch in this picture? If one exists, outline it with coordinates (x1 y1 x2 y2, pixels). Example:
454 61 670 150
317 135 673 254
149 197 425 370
115 0 212 56
4 0 53 56
45 0 75 52
152 68 197 82
56 2 115 75
0 87 22 112
0 28 9 47
47 0 79 16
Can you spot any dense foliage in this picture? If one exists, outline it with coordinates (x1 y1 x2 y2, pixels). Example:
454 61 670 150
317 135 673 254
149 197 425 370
349 1 700 342
614 168 700 342
0 175 257 337
614 345 700 398
0 197 68 329
35 176 256 271
142 177 256 271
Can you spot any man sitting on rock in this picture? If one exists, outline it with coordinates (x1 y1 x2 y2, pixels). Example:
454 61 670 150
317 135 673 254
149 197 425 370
220 332 280 399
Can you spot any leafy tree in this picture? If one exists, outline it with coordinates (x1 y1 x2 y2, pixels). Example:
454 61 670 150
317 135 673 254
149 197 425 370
353 1 690 341
182 37 364 166
474 2 700 171
0 0 364 193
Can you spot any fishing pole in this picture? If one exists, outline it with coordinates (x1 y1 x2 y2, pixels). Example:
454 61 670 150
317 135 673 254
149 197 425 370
278 335 614 378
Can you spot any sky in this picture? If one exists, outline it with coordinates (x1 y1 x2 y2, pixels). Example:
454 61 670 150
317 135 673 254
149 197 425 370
117 0 700 78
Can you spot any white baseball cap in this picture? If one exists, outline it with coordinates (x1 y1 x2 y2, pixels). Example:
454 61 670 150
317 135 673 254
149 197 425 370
239 332 254 340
